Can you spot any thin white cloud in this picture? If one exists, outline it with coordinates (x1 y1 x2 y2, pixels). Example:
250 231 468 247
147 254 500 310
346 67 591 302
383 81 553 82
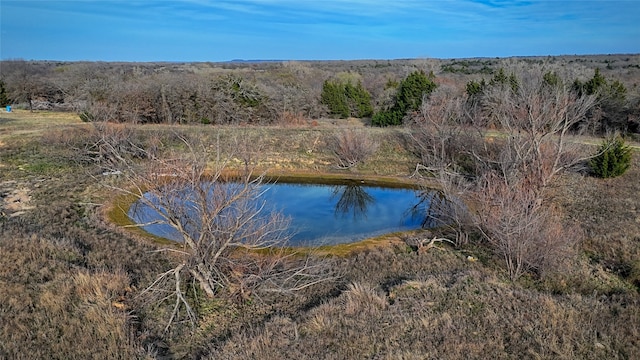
2 0 638 60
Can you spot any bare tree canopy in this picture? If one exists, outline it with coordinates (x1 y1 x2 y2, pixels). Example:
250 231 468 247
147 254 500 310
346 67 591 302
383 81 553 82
93 128 336 330
407 67 597 280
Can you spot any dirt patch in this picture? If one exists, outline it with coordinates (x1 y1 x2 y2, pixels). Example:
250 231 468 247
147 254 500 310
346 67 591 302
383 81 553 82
1 181 35 217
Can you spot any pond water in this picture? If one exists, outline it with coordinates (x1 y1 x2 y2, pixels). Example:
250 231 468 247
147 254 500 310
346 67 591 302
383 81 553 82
128 180 442 246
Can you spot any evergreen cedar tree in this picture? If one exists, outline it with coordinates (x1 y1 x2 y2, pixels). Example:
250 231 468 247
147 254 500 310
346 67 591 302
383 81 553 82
321 80 373 119
372 70 437 126
590 136 633 178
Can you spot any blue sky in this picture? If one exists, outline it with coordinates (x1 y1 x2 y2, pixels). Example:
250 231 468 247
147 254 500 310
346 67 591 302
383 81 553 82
1 0 638 61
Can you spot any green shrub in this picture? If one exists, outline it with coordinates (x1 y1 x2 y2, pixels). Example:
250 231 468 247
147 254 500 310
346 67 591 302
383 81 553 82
465 79 485 96
372 70 437 127
589 136 633 178
394 70 437 115
371 109 403 126
321 80 349 118
79 110 94 122
321 79 373 119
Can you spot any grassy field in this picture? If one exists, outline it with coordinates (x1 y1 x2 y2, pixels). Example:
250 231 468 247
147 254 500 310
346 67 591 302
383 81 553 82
1 110 639 359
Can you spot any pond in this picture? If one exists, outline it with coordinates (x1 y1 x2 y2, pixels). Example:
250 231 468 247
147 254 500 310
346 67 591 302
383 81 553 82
128 180 445 246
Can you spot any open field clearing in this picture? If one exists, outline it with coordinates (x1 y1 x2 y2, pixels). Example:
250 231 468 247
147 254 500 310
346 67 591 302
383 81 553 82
0 110 85 143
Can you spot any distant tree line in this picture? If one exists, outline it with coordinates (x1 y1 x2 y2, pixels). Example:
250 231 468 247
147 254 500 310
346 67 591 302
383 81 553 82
0 57 638 133
465 67 639 134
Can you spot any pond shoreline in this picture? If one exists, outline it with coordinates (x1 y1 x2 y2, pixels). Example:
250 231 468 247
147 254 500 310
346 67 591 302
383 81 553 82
106 170 437 253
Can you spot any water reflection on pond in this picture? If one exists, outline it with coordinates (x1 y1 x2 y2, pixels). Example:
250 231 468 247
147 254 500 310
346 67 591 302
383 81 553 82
128 180 444 246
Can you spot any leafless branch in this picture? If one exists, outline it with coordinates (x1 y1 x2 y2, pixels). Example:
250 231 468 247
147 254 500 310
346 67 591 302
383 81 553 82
93 130 336 330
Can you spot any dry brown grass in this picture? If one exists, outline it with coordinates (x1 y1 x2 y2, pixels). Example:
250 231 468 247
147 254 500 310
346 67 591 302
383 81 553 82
0 109 85 145
550 154 640 290
0 229 147 359
208 246 639 359
1 110 639 359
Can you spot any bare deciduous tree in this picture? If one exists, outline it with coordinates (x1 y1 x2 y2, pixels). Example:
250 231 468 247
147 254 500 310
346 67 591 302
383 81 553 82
480 69 596 189
407 68 595 280
330 128 379 169
0 59 47 111
407 85 479 175
79 121 149 167
97 133 335 330
474 174 581 280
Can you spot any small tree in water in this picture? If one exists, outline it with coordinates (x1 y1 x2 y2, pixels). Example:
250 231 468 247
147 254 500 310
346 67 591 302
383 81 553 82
93 128 335 331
